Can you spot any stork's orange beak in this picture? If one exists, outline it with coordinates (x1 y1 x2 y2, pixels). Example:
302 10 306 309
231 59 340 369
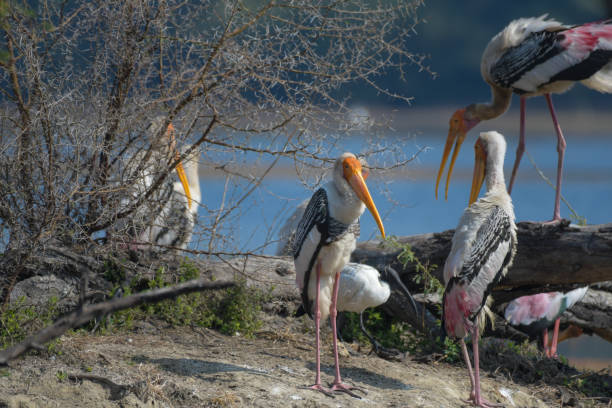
343 157 385 239
166 123 193 209
469 138 486 205
435 109 477 200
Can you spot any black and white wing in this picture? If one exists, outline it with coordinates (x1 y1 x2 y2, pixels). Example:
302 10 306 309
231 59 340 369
443 205 516 338
292 188 329 316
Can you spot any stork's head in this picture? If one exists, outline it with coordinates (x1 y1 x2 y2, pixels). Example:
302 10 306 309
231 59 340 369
150 117 193 210
469 131 507 205
435 107 481 200
336 153 385 239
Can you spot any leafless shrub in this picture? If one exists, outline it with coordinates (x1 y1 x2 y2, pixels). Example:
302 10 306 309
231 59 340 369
0 1 429 283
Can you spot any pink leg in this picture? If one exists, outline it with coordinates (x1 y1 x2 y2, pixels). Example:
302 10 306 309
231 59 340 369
543 328 551 357
550 318 561 358
508 96 526 195
330 270 364 398
304 263 333 396
468 325 504 408
460 339 476 399
545 94 565 222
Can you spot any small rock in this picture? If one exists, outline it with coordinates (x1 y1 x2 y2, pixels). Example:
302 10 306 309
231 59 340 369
9 274 79 312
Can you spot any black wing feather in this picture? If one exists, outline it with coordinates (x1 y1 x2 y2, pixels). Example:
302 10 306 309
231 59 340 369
490 30 565 92
450 206 515 324
292 188 328 259
459 206 512 284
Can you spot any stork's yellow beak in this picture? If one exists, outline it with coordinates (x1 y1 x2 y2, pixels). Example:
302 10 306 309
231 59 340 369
343 157 385 239
166 123 193 209
436 109 470 201
469 138 487 206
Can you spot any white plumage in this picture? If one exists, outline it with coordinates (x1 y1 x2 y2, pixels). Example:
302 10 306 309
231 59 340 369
336 263 390 313
442 131 517 408
437 16 612 221
114 118 196 251
140 147 201 249
291 152 385 396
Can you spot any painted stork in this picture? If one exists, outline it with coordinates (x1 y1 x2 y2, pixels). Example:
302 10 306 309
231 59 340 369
119 118 195 251
292 152 385 397
291 262 418 359
144 144 200 250
278 202 417 359
442 131 517 407
505 286 587 358
436 16 612 221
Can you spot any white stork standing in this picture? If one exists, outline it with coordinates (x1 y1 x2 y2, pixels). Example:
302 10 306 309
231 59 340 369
442 131 517 408
278 202 417 359
292 152 385 397
436 16 612 221
143 143 201 250
118 118 195 251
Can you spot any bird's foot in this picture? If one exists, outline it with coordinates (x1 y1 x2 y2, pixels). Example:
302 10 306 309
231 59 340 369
463 395 504 408
330 381 366 399
301 383 335 398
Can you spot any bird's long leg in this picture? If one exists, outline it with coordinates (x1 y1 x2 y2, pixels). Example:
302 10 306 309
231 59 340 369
460 338 476 399
469 324 504 408
508 96 526 194
359 312 404 360
545 93 565 222
542 328 551 358
303 263 334 397
330 270 365 398
359 312 382 354
549 318 561 358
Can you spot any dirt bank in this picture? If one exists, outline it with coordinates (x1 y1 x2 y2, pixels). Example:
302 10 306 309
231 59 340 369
0 310 610 408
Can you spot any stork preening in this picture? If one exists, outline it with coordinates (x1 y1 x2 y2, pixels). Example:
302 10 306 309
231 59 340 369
505 286 588 358
335 263 417 357
292 152 385 397
117 118 198 251
442 131 517 407
436 16 612 221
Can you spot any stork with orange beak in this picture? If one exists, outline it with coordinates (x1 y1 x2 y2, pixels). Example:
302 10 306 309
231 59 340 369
436 16 612 222
120 117 196 251
442 131 517 407
292 152 385 397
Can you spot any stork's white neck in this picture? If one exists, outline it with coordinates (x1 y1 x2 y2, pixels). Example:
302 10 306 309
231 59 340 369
326 178 366 225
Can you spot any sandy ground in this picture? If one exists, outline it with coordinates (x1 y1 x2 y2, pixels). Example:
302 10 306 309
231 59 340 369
0 312 609 408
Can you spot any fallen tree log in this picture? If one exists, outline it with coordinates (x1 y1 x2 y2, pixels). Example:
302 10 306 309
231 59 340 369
3 220 611 365
352 220 612 300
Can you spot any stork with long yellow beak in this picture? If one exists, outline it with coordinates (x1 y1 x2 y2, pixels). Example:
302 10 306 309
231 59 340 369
442 131 517 407
122 118 198 251
292 152 385 398
144 122 200 249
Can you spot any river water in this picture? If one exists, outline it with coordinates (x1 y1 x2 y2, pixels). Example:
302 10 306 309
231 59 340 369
191 124 612 372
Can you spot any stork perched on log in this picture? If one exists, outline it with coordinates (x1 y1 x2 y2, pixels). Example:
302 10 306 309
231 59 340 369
436 16 612 222
505 286 588 358
292 152 385 397
442 131 517 407
117 117 197 251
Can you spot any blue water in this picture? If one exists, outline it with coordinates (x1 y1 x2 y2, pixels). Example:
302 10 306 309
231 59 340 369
193 132 612 253
191 131 612 367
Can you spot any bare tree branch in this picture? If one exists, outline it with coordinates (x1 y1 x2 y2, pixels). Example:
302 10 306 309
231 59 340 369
0 278 234 366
